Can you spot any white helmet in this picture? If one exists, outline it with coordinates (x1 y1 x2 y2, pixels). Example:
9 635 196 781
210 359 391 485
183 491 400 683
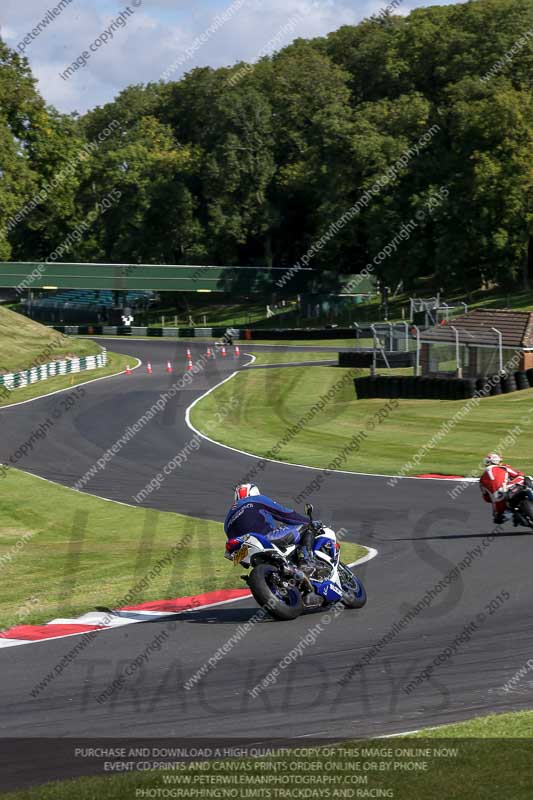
485 453 502 466
234 483 260 502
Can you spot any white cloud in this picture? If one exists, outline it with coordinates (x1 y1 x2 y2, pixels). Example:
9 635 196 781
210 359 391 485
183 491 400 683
0 24 17 41
0 0 462 114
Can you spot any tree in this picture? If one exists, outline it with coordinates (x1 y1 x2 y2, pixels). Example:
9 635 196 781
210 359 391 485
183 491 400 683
435 78 533 289
74 114 205 264
1 0 532 299
0 39 42 259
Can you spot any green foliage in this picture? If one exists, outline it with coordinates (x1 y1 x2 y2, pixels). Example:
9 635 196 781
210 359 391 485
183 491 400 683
0 0 532 292
0 42 42 259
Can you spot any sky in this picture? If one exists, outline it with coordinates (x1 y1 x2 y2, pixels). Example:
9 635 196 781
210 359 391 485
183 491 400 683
0 0 464 114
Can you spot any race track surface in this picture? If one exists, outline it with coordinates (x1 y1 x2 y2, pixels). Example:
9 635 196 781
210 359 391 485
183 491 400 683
1 339 532 788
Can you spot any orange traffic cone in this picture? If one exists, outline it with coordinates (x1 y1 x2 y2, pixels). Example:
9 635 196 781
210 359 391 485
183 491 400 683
186 348 192 358
234 345 240 357
166 361 173 373
147 362 153 374
187 359 194 372
221 346 227 357
125 364 132 375
206 348 212 358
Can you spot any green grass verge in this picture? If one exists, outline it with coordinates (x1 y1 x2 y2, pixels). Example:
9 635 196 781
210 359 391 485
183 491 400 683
0 469 366 630
190 365 533 476
412 710 533 737
247 351 338 366
0 351 133 408
0 306 100 373
4 711 533 799
241 338 363 347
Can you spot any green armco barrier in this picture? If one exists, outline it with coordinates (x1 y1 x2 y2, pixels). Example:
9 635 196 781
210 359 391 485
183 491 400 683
0 349 107 394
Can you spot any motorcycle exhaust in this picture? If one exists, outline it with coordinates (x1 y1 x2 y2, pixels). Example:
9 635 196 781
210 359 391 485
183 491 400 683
302 592 323 609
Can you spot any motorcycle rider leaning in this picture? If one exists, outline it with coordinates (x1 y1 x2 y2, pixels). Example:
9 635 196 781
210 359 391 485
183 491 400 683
479 453 526 525
225 484 318 572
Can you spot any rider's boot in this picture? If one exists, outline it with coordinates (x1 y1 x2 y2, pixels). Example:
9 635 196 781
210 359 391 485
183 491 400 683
493 511 511 526
297 546 316 575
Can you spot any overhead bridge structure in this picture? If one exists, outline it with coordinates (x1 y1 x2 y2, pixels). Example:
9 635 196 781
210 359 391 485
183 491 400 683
0 262 313 294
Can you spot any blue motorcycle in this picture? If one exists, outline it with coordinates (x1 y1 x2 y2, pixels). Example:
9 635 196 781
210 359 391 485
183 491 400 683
224 504 367 621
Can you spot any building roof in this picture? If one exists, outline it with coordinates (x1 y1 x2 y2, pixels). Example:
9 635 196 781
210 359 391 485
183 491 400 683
421 308 533 348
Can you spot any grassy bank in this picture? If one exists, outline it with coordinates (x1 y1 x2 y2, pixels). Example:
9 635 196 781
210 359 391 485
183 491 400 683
146 300 297 327
190 365 533 476
4 711 533 799
0 351 134 408
0 469 367 630
0 307 100 373
0 306 133 408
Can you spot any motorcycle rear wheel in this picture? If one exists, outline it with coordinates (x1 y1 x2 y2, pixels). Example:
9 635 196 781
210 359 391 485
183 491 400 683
519 499 533 528
248 563 303 620
338 562 367 609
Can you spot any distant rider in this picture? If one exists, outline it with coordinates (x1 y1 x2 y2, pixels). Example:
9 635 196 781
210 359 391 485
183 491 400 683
225 484 317 571
479 453 525 525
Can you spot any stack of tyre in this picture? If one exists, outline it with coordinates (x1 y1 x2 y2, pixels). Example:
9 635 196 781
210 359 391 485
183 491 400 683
475 369 533 397
354 369 533 400
339 352 414 368
339 352 373 368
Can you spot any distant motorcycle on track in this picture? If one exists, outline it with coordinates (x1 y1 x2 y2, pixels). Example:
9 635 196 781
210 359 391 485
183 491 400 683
224 504 367 621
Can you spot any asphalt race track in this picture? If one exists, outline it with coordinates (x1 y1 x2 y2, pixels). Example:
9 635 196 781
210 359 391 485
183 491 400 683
1 339 532 789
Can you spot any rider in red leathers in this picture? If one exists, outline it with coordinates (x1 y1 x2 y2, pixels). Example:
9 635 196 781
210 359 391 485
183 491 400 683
479 453 525 525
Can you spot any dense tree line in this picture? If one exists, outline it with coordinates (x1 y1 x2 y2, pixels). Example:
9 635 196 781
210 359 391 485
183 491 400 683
0 0 532 293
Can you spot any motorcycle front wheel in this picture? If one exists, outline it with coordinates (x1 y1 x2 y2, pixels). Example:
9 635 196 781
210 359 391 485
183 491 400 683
248 563 303 620
338 562 367 609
